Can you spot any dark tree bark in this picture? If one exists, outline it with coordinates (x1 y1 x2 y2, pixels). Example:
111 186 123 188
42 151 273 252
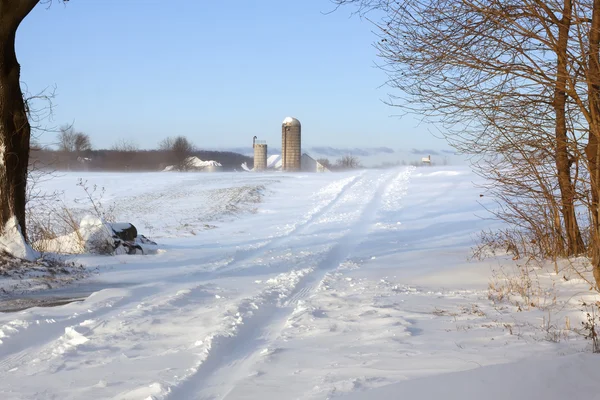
586 0 600 287
555 0 585 256
0 0 39 244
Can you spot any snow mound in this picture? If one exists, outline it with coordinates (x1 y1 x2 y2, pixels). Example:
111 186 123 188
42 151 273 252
38 216 114 254
186 156 222 168
0 217 39 261
241 162 252 172
163 157 222 171
80 216 115 253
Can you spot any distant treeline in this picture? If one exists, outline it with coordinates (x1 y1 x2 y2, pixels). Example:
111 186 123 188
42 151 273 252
30 149 253 172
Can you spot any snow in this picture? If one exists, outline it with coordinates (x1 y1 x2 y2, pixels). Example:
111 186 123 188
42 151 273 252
163 157 222 171
267 154 281 169
0 166 597 399
0 217 39 261
185 156 222 168
343 353 600 400
78 216 114 251
282 116 300 126
111 222 134 232
243 155 281 171
38 215 113 254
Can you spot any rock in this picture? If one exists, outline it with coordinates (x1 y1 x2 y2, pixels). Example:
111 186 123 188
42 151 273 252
109 223 158 256
137 235 157 245
115 242 143 255
110 223 138 242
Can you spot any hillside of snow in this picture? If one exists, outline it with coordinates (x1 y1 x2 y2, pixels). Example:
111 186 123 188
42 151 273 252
0 167 596 399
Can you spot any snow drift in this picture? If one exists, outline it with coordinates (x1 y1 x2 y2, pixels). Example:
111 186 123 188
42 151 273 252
0 217 39 261
163 156 222 171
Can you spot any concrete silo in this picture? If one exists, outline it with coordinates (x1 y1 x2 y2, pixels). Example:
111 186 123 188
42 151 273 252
253 136 268 171
282 117 301 171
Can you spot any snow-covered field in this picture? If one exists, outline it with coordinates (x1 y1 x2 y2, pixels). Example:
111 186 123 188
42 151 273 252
0 167 598 399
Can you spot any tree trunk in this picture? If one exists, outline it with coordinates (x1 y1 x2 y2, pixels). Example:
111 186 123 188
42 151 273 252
0 0 39 244
555 0 584 256
586 0 600 288
585 133 600 287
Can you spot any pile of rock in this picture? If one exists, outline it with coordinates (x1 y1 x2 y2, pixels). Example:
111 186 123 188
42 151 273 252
110 222 157 255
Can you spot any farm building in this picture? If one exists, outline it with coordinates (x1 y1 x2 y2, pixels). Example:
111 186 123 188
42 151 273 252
301 153 329 173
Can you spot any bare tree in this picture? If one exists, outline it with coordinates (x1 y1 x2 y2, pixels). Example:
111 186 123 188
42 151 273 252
333 2 585 239
24 85 57 152
317 158 332 169
57 124 76 152
158 137 174 151
111 139 139 152
58 125 91 153
330 0 600 287
0 0 53 251
172 136 195 170
109 139 140 170
553 0 585 255
335 154 361 169
74 132 91 153
159 136 195 171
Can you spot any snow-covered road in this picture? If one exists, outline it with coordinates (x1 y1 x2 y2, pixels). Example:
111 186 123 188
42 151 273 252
0 167 594 399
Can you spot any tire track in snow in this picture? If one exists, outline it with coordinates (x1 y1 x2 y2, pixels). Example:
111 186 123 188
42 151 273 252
164 169 408 400
0 174 363 378
0 284 161 374
281 168 401 307
381 166 415 212
286 285 312 305
0 173 367 396
0 280 228 386
0 170 404 399
218 172 365 266
85 173 365 286
169 172 365 282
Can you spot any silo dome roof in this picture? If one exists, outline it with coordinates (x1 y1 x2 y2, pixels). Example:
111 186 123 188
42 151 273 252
282 117 301 127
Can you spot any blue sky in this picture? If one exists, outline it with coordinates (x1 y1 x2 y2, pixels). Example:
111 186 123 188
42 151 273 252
17 0 448 157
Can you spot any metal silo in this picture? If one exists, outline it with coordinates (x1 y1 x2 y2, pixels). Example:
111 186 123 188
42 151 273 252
253 136 268 171
282 117 301 171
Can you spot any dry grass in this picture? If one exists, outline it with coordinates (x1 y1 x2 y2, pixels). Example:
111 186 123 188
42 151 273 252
576 301 600 353
477 230 600 350
487 260 555 311
471 228 557 262
27 180 116 255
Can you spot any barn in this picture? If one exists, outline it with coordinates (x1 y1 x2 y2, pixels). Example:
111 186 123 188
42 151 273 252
301 153 329 173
